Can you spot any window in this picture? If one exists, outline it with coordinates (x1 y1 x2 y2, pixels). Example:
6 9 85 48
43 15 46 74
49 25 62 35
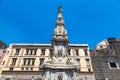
40 58 45 65
29 49 33 55
75 49 79 56
21 67 24 70
41 49 45 55
31 59 35 65
15 49 20 55
110 62 117 67
26 49 37 55
86 59 90 66
28 59 31 65
9 67 13 71
26 49 29 55
76 59 80 65
23 59 26 65
26 67 28 70
32 59 35 65
88 68 91 72
68 49 71 56
108 62 119 69
23 58 35 66
3 61 5 65
84 49 88 56
11 58 17 66
30 67 33 71
34 49 37 55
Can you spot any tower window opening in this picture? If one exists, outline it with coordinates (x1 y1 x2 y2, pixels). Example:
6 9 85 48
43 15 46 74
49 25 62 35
108 62 119 69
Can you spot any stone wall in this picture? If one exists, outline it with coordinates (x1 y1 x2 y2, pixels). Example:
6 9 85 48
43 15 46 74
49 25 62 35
90 38 120 80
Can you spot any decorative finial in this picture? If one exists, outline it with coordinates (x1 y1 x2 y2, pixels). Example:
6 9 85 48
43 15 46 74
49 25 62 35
58 5 62 13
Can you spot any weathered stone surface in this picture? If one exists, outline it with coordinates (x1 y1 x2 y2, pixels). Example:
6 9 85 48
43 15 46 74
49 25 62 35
90 38 120 80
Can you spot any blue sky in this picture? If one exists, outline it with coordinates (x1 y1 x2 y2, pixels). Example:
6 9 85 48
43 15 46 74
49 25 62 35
0 0 120 49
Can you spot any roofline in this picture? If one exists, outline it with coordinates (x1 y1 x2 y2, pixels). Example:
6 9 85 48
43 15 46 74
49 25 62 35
0 40 7 46
9 43 88 48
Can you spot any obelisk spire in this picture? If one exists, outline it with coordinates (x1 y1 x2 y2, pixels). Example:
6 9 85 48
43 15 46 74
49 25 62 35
51 6 69 42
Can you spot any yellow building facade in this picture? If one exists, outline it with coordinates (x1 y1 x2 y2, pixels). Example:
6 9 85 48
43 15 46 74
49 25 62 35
1 44 93 80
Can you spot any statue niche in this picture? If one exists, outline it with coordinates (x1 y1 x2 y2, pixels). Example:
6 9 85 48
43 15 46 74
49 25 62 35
54 46 66 58
58 73 63 80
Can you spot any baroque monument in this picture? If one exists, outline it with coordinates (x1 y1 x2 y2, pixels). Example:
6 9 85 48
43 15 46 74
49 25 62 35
42 6 79 80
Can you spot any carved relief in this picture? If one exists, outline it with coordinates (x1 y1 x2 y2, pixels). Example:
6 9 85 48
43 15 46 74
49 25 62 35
58 73 63 80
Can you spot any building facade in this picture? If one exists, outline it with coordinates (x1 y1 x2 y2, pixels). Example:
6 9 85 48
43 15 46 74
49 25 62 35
0 40 6 57
0 41 7 78
91 38 120 80
0 6 94 80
